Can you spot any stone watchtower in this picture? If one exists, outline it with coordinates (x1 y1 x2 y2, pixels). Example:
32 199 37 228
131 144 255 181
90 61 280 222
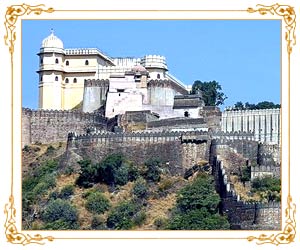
82 79 109 113
37 30 64 110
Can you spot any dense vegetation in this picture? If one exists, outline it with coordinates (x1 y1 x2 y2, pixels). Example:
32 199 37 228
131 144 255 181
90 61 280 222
22 145 231 230
166 174 230 230
191 80 227 106
251 176 281 202
231 101 280 110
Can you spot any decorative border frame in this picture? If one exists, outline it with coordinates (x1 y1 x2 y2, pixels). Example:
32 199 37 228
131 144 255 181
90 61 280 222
2 2 296 246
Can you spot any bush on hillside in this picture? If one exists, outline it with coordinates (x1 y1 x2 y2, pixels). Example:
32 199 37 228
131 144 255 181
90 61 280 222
85 192 111 214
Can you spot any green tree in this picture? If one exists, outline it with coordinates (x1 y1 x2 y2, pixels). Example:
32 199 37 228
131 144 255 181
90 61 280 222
167 208 230 230
76 159 98 188
41 199 79 230
167 174 230 230
106 201 142 229
85 192 111 214
252 176 281 202
191 80 227 106
233 101 280 110
144 158 161 182
132 178 148 199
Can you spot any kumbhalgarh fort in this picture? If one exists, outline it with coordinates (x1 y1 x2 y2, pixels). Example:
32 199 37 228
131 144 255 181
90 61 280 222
22 31 281 230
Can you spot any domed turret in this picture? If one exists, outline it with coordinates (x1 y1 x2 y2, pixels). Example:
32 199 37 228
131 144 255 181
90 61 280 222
132 64 147 73
41 29 63 49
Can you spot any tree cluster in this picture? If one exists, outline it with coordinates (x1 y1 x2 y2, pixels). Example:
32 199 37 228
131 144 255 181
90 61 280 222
230 101 280 111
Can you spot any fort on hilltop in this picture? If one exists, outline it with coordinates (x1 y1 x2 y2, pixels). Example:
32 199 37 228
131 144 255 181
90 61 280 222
22 30 281 230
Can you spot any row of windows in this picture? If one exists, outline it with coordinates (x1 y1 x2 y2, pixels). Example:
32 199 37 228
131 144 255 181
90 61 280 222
40 76 78 83
40 58 89 66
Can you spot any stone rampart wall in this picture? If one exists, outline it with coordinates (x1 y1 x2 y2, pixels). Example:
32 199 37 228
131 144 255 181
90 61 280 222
251 165 280 180
212 157 280 230
67 131 210 172
22 108 114 147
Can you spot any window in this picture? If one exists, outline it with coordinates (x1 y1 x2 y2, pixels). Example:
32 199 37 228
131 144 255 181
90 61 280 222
85 60 89 65
40 58 43 64
55 76 58 81
73 78 77 83
55 58 59 64
184 111 190 117
40 76 43 81
65 78 69 83
157 73 160 79
66 60 69 66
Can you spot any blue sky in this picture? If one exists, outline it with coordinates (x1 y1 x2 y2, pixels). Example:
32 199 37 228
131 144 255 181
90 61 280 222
22 20 280 110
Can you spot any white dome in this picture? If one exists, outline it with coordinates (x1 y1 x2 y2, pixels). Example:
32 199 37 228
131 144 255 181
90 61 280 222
41 30 63 49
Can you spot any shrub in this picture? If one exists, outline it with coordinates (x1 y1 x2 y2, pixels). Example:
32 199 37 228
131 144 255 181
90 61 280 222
42 199 79 230
132 178 148 199
91 215 107 230
166 208 230 230
132 211 146 226
23 145 30 152
154 217 168 229
46 145 55 154
85 192 111 214
252 176 281 192
107 201 141 229
59 185 75 199
241 166 251 182
76 160 98 188
166 173 230 230
144 158 161 182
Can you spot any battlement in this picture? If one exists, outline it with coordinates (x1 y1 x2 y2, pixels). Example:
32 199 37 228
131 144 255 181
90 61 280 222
84 79 110 88
213 157 280 229
21 108 116 147
251 165 280 180
141 55 168 70
67 130 211 148
212 131 255 141
223 108 280 115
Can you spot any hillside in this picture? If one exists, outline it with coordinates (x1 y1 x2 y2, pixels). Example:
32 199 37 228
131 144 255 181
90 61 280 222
22 143 230 230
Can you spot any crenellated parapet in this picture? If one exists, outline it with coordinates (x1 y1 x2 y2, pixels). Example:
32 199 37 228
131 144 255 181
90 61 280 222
212 130 255 141
21 108 115 147
84 79 109 88
251 165 280 180
67 130 211 148
213 157 280 229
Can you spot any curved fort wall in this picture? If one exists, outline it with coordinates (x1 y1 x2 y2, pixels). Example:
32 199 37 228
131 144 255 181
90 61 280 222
212 157 280 230
67 130 210 171
21 108 115 147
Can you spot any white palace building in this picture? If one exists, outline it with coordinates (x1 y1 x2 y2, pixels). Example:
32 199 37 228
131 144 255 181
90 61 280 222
36 30 280 145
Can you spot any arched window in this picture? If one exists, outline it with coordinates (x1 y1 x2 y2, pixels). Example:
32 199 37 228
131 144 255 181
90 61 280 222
40 76 43 81
66 60 69 66
157 73 160 79
55 58 59 64
73 78 77 83
40 58 43 64
85 60 89 65
55 76 58 81
65 78 69 83
184 111 189 117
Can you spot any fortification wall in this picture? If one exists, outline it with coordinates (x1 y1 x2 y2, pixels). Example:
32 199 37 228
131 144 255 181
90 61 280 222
212 157 280 230
222 109 280 144
211 134 258 166
258 143 280 165
251 165 280 180
67 131 210 172
22 108 114 147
